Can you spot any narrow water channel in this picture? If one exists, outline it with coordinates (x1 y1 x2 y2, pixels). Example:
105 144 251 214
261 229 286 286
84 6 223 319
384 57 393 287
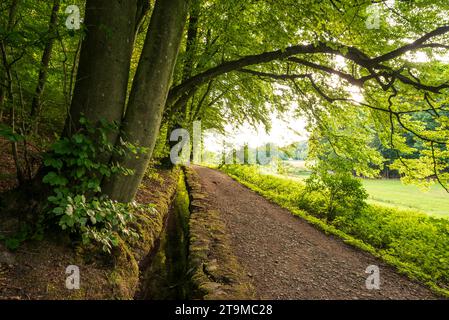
138 171 191 300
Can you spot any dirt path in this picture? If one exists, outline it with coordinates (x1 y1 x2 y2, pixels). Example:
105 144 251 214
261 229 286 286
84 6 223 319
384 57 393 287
192 166 439 300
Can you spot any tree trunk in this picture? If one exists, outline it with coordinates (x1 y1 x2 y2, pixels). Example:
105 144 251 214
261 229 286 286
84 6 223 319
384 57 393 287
102 0 190 202
0 0 20 121
18 0 150 205
160 0 200 167
182 0 200 83
63 0 146 138
29 0 60 133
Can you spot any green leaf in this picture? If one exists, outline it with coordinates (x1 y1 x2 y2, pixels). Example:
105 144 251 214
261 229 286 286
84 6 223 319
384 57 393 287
79 116 87 125
73 134 84 144
5 238 21 251
75 167 86 179
52 207 64 215
0 124 24 142
44 158 63 170
52 139 72 155
43 172 68 186
65 205 74 216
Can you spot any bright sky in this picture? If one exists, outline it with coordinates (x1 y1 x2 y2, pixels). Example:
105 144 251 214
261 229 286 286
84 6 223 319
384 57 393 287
203 109 308 153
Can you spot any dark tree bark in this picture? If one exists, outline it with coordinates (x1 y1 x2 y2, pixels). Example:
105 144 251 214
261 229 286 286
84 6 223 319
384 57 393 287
29 0 60 133
102 0 190 202
64 0 148 138
167 26 449 109
182 0 200 83
11 0 151 209
161 0 200 166
0 0 20 121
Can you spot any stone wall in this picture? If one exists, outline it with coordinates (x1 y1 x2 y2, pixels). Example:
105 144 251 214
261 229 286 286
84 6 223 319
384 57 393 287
184 166 255 300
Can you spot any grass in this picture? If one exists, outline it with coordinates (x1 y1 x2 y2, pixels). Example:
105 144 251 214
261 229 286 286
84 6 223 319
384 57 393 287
362 179 449 217
282 162 449 218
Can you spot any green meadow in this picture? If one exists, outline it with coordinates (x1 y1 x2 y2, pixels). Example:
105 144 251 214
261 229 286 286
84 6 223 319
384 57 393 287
282 161 449 218
362 179 449 218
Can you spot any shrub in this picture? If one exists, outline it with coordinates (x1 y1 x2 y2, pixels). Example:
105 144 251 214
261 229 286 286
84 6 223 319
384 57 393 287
43 116 149 253
305 170 368 221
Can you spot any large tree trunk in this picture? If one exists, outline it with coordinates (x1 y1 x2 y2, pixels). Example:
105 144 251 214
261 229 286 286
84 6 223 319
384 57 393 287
29 0 60 133
64 0 146 138
102 0 190 202
160 1 201 167
182 0 200 83
10 0 150 208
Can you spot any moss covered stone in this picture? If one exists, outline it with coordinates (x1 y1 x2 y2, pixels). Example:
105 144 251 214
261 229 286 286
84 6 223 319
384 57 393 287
184 166 255 300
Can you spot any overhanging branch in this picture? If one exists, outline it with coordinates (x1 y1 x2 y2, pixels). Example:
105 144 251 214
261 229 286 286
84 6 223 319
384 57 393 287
167 25 449 107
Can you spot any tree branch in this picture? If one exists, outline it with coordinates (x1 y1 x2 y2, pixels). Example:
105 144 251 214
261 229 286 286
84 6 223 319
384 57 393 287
168 25 449 106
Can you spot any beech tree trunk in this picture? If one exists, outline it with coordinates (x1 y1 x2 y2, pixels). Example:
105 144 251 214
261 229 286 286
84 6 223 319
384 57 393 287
64 0 147 138
164 0 200 165
19 0 150 205
102 0 190 202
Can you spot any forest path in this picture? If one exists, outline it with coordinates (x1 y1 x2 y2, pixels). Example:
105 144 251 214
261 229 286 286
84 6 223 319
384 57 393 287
191 165 439 300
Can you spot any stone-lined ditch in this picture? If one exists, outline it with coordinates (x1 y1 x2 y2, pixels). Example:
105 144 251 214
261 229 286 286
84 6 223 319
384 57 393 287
136 166 254 300
137 171 192 299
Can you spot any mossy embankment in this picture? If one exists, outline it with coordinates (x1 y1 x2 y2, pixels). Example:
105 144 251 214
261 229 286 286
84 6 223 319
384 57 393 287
0 167 180 299
105 167 182 299
136 170 191 299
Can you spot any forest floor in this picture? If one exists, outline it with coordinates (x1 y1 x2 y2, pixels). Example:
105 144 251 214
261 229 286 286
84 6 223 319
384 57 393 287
192 165 440 300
